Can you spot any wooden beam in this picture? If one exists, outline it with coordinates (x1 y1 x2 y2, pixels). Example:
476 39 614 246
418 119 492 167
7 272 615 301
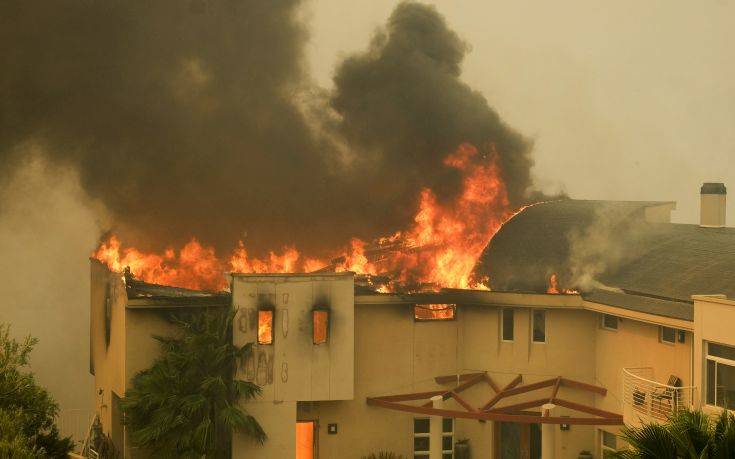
552 398 623 419
487 399 548 413
481 374 522 411
449 392 477 413
484 373 501 393
549 377 562 403
435 372 485 384
422 372 487 407
500 378 558 398
371 390 446 402
366 397 623 425
560 378 607 396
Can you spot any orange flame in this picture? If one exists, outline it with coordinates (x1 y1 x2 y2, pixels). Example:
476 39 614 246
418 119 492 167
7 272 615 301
546 273 579 295
93 142 524 293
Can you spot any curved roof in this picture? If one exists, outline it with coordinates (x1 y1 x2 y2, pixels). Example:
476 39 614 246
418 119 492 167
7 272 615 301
475 200 735 304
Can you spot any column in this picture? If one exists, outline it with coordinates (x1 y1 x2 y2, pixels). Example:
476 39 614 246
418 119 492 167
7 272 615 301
541 403 556 459
430 395 444 459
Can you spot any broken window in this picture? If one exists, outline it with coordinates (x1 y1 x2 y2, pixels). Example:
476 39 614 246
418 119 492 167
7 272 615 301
312 309 329 345
257 308 274 345
414 304 456 321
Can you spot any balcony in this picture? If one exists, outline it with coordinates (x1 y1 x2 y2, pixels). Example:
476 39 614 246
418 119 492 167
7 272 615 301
622 367 696 427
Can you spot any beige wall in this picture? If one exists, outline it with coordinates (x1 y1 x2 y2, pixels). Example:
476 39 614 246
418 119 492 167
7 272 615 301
594 313 692 414
306 304 603 459
693 295 735 413
232 273 355 458
90 261 128 448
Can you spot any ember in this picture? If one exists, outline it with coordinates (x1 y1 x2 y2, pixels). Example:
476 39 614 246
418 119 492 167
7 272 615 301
94 143 525 292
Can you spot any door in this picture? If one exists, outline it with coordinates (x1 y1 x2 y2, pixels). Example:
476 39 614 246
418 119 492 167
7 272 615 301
495 422 541 459
296 421 316 459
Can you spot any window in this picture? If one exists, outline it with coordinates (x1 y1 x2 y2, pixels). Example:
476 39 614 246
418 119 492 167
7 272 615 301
502 309 514 341
660 326 676 344
532 310 546 343
414 417 453 459
600 430 617 457
601 314 618 330
706 342 735 410
312 309 329 345
257 308 274 345
414 304 456 321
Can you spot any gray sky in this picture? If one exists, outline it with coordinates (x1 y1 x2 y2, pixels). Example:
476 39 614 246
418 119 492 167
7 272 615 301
305 0 735 223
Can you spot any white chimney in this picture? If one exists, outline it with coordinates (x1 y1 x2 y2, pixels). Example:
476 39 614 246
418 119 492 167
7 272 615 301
700 182 726 227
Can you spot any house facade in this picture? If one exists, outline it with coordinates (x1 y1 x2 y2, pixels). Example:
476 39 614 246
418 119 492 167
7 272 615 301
89 188 735 459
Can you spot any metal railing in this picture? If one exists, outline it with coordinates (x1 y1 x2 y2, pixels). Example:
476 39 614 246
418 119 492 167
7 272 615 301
622 367 696 427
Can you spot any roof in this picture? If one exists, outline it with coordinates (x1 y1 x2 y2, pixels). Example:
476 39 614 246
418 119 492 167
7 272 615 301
125 272 230 307
583 289 693 321
475 199 735 320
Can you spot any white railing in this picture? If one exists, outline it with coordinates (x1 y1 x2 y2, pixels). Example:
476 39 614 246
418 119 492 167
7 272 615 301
58 409 95 448
622 367 696 427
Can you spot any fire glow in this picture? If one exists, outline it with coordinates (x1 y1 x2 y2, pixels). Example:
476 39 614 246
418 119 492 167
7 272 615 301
94 143 520 292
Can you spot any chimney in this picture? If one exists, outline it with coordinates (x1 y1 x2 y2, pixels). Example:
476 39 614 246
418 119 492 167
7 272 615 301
700 182 726 227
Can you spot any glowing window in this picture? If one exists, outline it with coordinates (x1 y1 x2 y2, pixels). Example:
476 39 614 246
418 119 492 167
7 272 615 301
313 309 329 345
414 304 456 321
257 309 274 345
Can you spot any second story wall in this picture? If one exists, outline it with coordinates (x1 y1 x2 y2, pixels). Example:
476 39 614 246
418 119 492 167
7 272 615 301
232 273 355 402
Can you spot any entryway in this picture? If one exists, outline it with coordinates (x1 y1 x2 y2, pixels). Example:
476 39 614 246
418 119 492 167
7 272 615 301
296 420 317 459
495 422 541 459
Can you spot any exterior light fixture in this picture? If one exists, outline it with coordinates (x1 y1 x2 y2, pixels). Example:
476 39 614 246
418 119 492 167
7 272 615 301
312 307 330 345
257 307 274 345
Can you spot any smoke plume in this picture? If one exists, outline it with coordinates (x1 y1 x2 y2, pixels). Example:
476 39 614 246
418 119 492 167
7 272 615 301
0 0 535 256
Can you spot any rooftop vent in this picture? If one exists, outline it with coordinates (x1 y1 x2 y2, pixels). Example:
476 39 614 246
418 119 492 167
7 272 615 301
700 182 726 228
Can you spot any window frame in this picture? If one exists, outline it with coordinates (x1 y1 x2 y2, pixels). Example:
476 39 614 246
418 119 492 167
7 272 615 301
312 307 330 345
600 429 618 457
414 303 457 322
501 308 515 342
601 314 619 331
256 306 275 345
532 309 546 344
705 341 735 410
660 326 676 345
413 417 454 458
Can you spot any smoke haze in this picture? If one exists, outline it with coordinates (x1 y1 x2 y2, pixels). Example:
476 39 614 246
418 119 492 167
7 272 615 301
0 0 536 257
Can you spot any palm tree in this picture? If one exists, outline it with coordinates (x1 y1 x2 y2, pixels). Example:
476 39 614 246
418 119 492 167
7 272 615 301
612 408 735 458
122 308 265 458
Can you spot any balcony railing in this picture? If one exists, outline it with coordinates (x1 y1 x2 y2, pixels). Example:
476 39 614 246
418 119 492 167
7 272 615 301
622 367 696 427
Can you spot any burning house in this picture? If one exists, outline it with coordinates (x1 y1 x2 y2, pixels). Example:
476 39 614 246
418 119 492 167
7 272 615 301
88 184 735 458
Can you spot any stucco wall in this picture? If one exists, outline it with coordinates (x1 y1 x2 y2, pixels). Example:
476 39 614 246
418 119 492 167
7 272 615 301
694 295 735 414
305 304 602 459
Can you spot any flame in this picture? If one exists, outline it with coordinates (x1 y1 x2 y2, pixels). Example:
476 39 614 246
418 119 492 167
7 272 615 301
546 273 579 295
93 142 524 293
257 310 273 345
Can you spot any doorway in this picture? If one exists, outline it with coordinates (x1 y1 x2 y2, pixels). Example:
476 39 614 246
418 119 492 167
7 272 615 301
296 420 317 459
495 422 541 459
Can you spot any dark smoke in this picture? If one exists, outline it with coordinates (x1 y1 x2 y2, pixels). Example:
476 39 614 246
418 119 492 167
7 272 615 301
331 2 534 211
0 0 535 256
